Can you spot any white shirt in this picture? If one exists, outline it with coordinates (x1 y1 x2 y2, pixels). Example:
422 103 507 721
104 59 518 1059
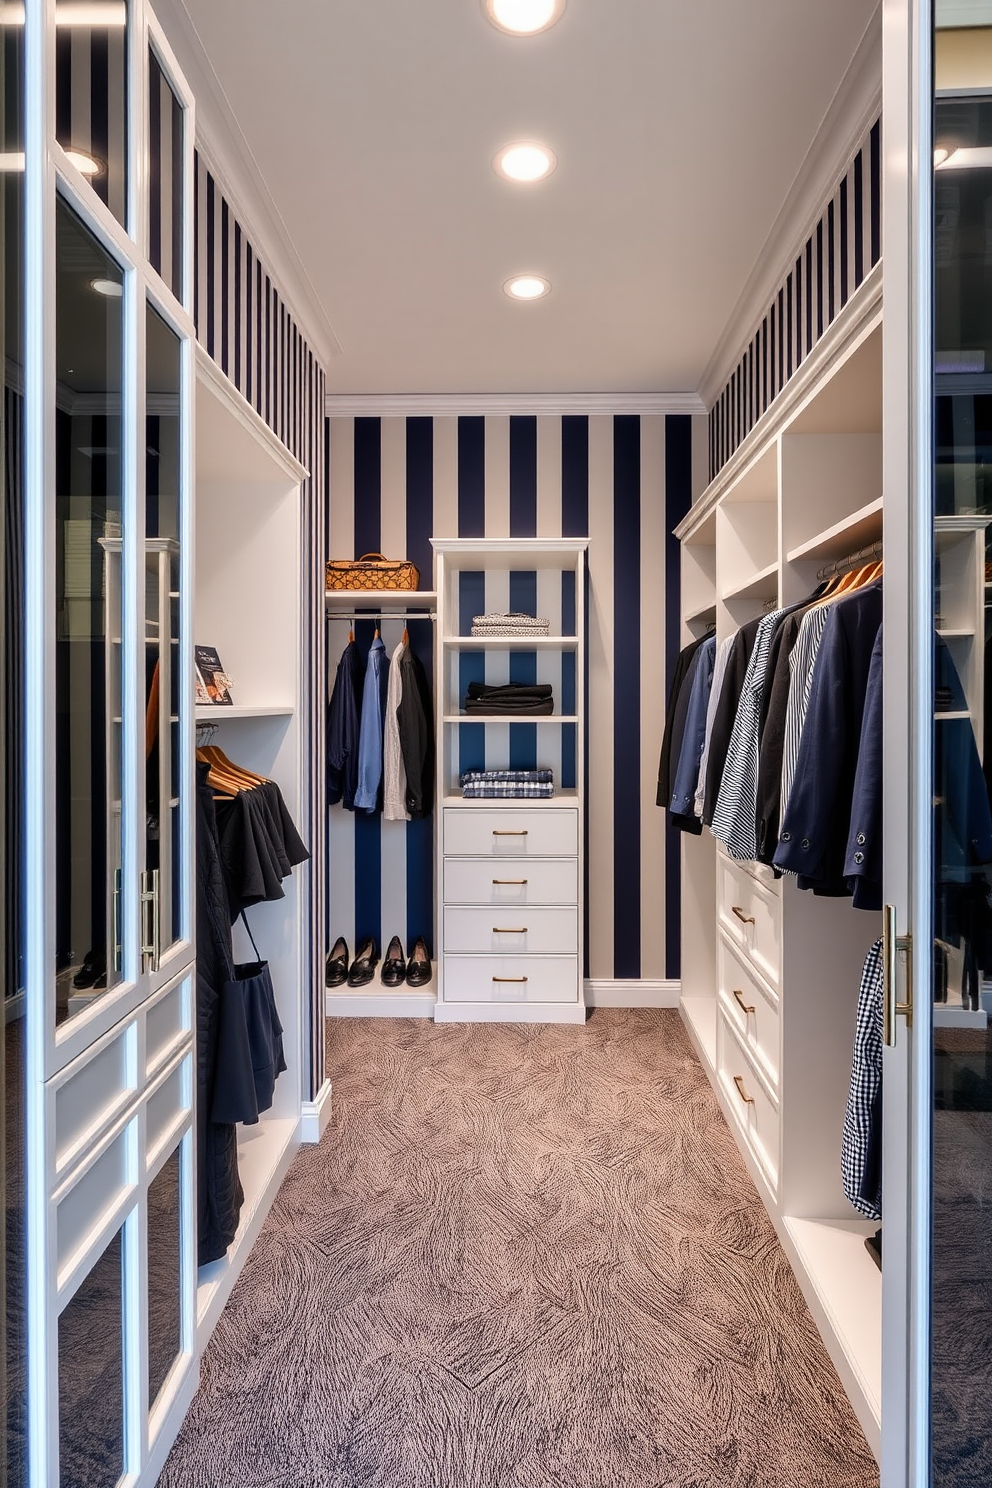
383 639 410 821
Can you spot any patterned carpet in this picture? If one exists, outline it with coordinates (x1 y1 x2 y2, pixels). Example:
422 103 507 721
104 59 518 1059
160 1010 878 1488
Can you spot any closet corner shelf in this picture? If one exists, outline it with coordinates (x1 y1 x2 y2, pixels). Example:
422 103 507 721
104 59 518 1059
194 704 295 721
934 710 970 722
785 497 884 565
936 628 974 639
720 562 779 603
933 1005 988 1029
685 601 717 626
325 589 437 614
442 635 579 651
442 713 579 725
325 980 437 1020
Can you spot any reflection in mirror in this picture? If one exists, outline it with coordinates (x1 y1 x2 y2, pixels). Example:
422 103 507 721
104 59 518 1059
932 52 992 1486
146 307 183 958
148 49 184 302
55 198 125 1023
147 1146 182 1412
58 1228 124 1487
2 10 28 1486
55 1 129 230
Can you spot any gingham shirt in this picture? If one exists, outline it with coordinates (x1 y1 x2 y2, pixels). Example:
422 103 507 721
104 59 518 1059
710 608 787 860
841 939 883 1221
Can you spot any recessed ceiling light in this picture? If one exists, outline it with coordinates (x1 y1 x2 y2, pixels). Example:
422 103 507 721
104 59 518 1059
65 147 103 177
494 142 557 183
504 275 551 300
484 0 565 36
91 277 122 297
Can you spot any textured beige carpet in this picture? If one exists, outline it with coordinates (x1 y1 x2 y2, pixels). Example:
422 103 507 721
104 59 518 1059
160 1010 878 1488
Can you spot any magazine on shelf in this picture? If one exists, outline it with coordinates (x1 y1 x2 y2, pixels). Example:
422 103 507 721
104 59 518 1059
194 645 234 706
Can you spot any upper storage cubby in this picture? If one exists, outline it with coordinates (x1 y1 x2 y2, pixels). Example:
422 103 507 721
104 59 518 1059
716 444 779 614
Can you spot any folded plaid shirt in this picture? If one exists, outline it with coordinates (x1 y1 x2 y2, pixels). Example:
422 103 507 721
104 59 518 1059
460 769 554 785
461 781 556 798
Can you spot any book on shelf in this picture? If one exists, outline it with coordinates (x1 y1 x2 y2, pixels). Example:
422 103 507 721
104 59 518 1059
194 645 234 706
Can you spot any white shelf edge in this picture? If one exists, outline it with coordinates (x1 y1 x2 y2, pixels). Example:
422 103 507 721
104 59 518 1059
685 601 718 625
936 628 975 639
441 636 579 649
441 791 580 808
720 561 779 603
933 1005 988 1029
935 710 970 721
785 496 884 564
442 714 579 725
325 981 437 1020
194 704 295 720
325 589 436 607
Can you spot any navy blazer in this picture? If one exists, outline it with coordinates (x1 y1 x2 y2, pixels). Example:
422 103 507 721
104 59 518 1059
934 637 992 880
774 584 882 893
844 625 883 909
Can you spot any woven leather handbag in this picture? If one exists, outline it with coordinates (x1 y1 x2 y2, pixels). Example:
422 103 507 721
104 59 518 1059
325 552 420 592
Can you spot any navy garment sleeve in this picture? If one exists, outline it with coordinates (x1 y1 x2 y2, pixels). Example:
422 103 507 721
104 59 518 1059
669 636 716 833
844 625 883 909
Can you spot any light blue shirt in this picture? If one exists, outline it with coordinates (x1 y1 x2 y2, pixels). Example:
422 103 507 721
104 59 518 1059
355 638 389 812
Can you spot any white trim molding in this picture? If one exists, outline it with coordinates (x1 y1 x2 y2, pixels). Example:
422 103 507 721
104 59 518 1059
324 391 706 418
300 1078 333 1144
698 4 882 409
584 979 681 1009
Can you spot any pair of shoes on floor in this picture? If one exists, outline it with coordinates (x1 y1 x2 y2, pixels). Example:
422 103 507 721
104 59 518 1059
325 936 432 989
72 947 107 991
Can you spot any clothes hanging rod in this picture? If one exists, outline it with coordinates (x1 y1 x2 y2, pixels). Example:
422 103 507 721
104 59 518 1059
816 538 882 581
326 611 438 623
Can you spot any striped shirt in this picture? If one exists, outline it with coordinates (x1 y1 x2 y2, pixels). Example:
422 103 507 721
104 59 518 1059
710 609 787 860
694 634 735 819
778 602 833 827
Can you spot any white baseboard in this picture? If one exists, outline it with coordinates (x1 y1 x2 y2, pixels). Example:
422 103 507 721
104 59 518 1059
4 989 25 1024
584 979 681 1008
300 1078 333 1143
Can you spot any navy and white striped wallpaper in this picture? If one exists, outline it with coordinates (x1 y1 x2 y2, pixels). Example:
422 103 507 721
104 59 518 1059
193 153 328 1098
327 412 697 983
148 46 184 302
709 112 882 480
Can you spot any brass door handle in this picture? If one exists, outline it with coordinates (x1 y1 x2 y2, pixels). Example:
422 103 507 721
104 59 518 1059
492 879 528 885
493 928 528 935
493 976 528 983
883 903 913 1047
733 1075 755 1106
732 905 755 926
493 829 528 836
732 987 755 1015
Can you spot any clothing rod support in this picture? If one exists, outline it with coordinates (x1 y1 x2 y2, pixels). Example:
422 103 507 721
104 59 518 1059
816 538 882 582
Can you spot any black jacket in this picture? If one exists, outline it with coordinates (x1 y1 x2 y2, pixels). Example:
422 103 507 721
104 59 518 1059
702 616 763 825
327 639 364 810
398 646 435 818
195 763 244 1265
657 635 709 809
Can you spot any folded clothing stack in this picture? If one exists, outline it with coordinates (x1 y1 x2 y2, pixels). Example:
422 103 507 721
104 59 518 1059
461 769 555 799
471 612 551 637
463 682 555 716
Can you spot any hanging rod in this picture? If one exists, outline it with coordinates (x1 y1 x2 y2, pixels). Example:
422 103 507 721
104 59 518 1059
326 611 438 623
816 538 882 581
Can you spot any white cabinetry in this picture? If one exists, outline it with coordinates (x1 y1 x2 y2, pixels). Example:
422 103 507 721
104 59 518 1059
433 538 587 1024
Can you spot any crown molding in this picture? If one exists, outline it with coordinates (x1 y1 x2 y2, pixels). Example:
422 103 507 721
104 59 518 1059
150 0 342 370
698 4 882 410
324 391 706 418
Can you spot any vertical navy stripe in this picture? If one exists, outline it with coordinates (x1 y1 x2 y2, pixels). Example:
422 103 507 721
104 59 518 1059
255 260 263 413
234 223 242 388
665 415 692 979
762 318 768 412
854 149 864 286
148 54 162 276
561 415 589 536
458 572 487 775
787 269 794 379
839 178 849 308
508 570 538 771
778 288 785 390
192 151 200 334
171 85 183 301
221 198 230 377
509 415 537 537
353 418 382 951
816 219 824 340
205 173 215 359
827 199 836 324
613 416 640 979
561 568 577 790
55 32 71 146
805 238 813 355
245 245 253 407
89 31 110 212
457 417 486 537
264 276 272 426
869 120 881 267
353 417 381 559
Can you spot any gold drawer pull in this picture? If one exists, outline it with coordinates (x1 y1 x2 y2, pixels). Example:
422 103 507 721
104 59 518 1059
494 927 528 934
493 878 528 885
732 987 755 1015
493 829 528 836
733 1075 755 1106
493 976 528 984
731 905 755 925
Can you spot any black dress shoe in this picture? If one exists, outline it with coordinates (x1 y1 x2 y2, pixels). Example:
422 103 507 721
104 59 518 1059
347 938 378 988
72 948 106 991
381 935 407 988
325 937 349 988
406 937 432 988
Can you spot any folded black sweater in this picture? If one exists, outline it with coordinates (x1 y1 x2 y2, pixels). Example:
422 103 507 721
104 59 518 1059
463 681 555 716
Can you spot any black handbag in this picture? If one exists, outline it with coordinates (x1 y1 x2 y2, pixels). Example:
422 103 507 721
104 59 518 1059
211 913 286 1126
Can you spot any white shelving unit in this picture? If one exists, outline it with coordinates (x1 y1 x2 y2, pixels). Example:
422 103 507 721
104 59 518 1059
432 537 587 1025
675 291 885 1459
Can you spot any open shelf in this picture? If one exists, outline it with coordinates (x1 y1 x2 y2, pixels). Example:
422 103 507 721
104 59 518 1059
933 1005 988 1029
685 601 717 626
721 561 778 603
442 635 578 650
194 704 295 721
785 497 883 565
443 713 579 725
441 789 579 808
325 589 437 613
325 979 437 1020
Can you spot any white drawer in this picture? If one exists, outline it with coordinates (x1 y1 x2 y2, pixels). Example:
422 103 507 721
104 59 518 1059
443 807 578 858
444 906 577 956
442 955 579 1004
717 851 781 990
443 856 578 907
717 1013 779 1195
718 933 780 1089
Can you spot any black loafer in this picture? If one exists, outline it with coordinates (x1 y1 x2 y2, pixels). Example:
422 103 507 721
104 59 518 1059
406 937 432 988
347 937 378 988
381 935 406 987
72 947 106 990
325 937 349 988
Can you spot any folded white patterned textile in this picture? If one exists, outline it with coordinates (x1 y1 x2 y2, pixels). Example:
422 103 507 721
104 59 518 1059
470 612 551 637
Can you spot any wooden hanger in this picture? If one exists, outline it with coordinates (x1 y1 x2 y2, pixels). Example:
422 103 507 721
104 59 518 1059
200 743 267 787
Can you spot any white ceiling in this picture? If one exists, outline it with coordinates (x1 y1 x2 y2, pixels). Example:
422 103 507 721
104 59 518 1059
177 0 878 397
